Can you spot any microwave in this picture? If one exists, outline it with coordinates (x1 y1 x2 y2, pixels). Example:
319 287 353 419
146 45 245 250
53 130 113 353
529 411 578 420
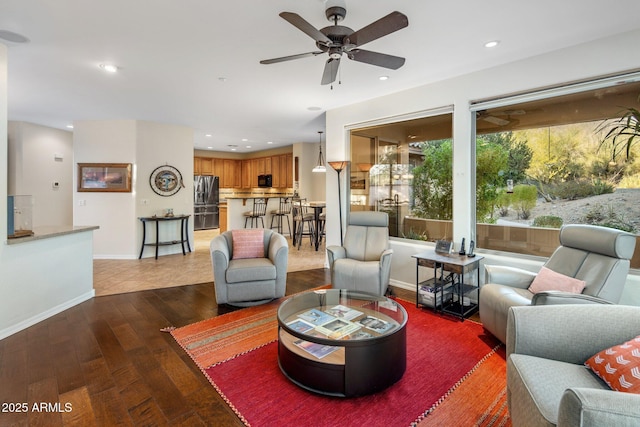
258 174 272 188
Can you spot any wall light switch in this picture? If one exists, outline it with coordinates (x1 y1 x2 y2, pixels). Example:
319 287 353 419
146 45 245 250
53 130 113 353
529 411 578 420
79 199 86 206
54 153 64 161
52 181 60 189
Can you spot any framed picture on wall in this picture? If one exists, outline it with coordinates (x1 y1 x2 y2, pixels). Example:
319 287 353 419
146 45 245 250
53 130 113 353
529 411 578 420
350 176 366 190
77 163 132 192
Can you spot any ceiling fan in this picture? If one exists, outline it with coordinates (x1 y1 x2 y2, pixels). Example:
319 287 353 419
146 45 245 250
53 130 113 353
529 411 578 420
477 109 527 127
260 1 409 85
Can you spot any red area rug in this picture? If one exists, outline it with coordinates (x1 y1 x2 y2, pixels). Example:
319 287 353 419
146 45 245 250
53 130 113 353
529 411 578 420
172 294 508 426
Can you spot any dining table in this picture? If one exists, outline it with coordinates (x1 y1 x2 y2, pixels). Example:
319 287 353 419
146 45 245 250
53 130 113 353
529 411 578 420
292 200 326 251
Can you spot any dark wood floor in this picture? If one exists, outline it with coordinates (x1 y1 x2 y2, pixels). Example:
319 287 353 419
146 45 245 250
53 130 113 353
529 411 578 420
0 269 336 426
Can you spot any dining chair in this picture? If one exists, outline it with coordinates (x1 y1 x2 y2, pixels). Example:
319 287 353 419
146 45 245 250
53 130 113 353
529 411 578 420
292 198 315 250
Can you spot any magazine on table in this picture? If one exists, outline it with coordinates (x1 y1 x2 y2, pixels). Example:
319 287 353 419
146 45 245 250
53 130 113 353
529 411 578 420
298 308 335 326
324 304 364 321
286 318 315 333
347 330 374 340
315 318 361 339
294 339 340 359
358 315 395 333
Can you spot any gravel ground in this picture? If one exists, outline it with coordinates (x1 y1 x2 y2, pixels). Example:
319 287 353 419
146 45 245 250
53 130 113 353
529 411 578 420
496 188 640 231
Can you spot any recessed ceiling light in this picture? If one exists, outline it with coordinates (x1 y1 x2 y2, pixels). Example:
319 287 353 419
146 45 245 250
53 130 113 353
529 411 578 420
66 124 74 129
207 146 213 149
484 40 500 48
99 63 118 73
0 30 30 43
205 134 212 137
246 145 252 149
230 148 237 151
267 141 273 145
379 76 389 81
241 138 248 142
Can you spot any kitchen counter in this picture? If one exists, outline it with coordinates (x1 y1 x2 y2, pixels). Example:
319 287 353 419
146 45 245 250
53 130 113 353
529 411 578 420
6 225 100 245
225 196 293 231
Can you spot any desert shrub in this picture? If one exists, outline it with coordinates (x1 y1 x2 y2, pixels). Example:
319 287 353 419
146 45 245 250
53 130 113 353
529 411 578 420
532 215 563 228
581 203 636 233
591 178 615 195
495 191 511 217
511 184 538 219
403 228 429 241
617 173 640 189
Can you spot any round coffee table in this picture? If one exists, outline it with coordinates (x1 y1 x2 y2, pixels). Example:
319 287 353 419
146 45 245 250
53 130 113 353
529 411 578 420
277 289 407 397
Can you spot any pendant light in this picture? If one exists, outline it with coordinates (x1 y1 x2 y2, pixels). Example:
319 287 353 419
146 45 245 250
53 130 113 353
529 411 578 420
312 131 326 173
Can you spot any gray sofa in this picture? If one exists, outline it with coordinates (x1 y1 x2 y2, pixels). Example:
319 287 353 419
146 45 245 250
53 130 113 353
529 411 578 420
480 224 636 343
327 211 393 296
210 229 288 307
507 304 640 426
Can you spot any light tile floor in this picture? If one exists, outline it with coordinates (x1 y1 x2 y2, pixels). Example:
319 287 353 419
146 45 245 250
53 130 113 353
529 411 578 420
93 229 326 296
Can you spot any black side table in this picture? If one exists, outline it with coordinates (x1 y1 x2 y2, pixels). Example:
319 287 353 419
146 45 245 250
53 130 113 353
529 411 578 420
139 215 191 259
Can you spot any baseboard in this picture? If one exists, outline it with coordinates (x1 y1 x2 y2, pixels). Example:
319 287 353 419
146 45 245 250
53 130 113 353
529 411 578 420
390 278 414 292
0 290 95 340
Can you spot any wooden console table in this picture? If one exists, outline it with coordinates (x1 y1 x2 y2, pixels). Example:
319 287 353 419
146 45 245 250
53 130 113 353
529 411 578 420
138 215 191 259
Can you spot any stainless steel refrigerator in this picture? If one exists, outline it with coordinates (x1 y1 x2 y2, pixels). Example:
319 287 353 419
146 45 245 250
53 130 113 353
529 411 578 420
194 175 219 230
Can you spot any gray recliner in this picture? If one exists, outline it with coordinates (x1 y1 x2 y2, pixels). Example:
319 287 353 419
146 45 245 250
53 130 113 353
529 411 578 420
480 224 636 343
327 211 393 296
210 229 288 307
507 304 640 426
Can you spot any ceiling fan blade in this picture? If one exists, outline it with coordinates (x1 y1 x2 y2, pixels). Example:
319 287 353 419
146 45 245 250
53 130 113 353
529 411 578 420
279 12 332 46
348 49 405 70
260 51 324 65
321 58 340 85
346 11 408 47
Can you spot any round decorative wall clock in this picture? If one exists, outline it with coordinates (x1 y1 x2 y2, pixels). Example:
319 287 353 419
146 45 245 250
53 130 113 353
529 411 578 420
149 164 184 196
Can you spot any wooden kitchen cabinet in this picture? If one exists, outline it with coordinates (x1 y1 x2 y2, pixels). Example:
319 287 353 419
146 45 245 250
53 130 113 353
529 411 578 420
271 156 280 187
222 159 236 188
200 158 213 175
241 159 251 188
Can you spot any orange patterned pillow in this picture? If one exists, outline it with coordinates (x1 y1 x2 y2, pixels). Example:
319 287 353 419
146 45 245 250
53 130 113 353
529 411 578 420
231 229 265 259
584 335 640 394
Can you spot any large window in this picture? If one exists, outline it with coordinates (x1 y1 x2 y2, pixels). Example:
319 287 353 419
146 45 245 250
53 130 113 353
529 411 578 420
349 111 453 240
473 78 640 268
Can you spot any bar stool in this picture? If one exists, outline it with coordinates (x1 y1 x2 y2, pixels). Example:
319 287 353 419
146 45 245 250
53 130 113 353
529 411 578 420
270 197 292 236
292 198 315 250
243 198 267 228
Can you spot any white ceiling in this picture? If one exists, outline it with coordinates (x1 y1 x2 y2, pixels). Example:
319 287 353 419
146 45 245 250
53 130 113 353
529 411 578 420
2 0 640 153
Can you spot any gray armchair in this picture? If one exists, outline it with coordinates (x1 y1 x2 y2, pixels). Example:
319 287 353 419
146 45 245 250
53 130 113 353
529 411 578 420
327 211 393 296
210 229 288 307
480 224 636 343
507 304 640 426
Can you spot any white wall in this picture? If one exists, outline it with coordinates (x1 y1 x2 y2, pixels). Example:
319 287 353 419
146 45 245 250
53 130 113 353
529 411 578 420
8 121 73 227
135 120 194 258
1 44 94 339
73 119 194 259
73 120 138 257
325 29 640 305
293 141 326 201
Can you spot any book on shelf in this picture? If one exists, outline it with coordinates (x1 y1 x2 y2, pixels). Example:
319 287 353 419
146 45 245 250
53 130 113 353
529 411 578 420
294 339 340 359
324 304 364 321
315 318 361 339
357 315 395 333
298 308 335 326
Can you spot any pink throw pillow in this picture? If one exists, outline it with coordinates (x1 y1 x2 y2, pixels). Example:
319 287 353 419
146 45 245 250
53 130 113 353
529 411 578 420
528 266 586 294
231 229 265 260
